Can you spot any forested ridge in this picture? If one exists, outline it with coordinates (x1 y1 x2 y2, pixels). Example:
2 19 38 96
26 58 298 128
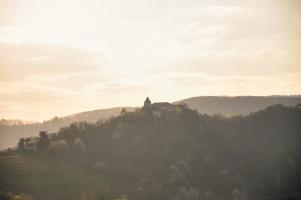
1 104 301 200
2 95 301 151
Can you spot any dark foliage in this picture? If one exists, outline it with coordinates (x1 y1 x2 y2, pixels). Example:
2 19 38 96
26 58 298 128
14 104 301 200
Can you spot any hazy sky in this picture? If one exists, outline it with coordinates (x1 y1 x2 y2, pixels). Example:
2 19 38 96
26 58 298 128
0 0 300 121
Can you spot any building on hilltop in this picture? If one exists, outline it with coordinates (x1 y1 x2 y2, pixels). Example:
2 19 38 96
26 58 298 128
152 102 175 112
143 97 176 117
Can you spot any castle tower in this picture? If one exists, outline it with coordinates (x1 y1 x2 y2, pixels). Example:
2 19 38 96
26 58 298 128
144 96 151 107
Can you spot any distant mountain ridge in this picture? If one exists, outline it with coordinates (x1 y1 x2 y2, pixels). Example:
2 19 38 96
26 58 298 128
0 107 136 150
0 119 38 126
1 107 137 126
175 95 301 116
1 95 301 150
2 95 300 126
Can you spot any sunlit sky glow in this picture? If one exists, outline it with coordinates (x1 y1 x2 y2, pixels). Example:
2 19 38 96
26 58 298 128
0 0 300 121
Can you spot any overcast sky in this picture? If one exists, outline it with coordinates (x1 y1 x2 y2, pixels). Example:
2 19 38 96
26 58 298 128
0 0 300 121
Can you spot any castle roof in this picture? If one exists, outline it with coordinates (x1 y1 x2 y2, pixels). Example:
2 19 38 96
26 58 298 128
144 97 151 104
152 102 171 106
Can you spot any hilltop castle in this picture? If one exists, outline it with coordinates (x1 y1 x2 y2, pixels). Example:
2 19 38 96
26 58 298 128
143 97 176 116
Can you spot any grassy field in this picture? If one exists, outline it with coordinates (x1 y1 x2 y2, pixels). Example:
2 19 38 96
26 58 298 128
0 151 132 200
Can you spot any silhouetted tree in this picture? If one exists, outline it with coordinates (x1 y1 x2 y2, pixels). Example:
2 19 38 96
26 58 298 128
37 131 49 151
121 108 127 115
17 138 25 150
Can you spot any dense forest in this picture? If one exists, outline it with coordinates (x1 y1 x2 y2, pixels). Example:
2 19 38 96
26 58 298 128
1 103 300 200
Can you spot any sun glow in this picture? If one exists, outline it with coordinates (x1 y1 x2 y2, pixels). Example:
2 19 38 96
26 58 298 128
0 0 301 121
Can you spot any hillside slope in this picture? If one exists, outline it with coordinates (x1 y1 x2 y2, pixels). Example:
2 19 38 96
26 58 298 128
0 151 132 200
2 95 301 150
175 95 301 116
0 107 136 150
1 104 300 200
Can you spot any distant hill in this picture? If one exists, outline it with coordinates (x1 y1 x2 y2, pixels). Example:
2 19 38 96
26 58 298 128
2 95 301 150
0 107 136 150
0 119 37 126
175 95 301 116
